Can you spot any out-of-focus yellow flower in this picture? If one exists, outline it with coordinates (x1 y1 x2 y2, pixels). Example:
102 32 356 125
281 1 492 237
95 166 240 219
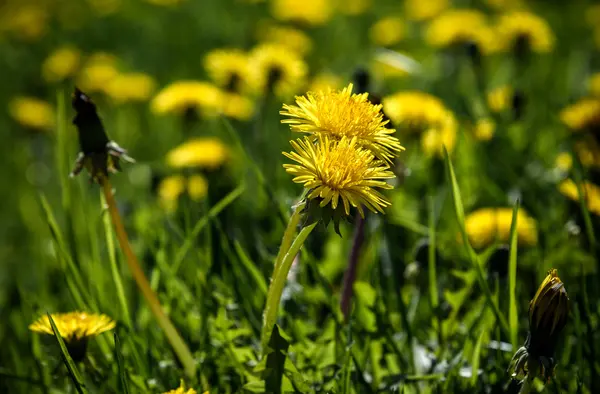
307 72 343 93
405 0 448 22
166 138 229 169
42 46 81 83
256 23 313 55
151 81 222 114
104 73 156 103
496 11 555 53
426 10 497 54
87 0 122 15
77 53 120 93
485 0 524 10
337 0 371 15
559 98 600 132
369 17 405 47
283 136 395 217
162 380 201 394
382 91 457 155
158 174 208 212
203 49 250 92
281 83 403 162
188 175 208 201
247 43 308 98
29 312 116 342
586 5 600 28
464 207 538 249
588 73 600 97
555 152 572 172
270 0 334 26
218 92 255 121
487 85 512 113
0 4 49 40
9 97 55 130
473 118 496 141
145 0 185 6
555 138 600 171
559 179 600 216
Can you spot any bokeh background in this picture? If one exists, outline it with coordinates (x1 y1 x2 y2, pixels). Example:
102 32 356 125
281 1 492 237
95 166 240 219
2 0 600 392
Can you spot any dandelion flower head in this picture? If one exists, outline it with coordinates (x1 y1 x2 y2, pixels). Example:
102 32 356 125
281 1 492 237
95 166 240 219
166 138 229 169
487 85 513 113
9 96 55 130
256 23 313 55
42 46 81 83
405 0 448 21
29 312 116 343
369 17 405 47
281 83 403 162
204 49 250 92
283 136 395 217
151 81 222 114
559 179 600 216
77 52 120 93
426 10 497 54
464 207 538 249
270 0 334 26
104 72 157 103
559 98 600 132
496 11 555 53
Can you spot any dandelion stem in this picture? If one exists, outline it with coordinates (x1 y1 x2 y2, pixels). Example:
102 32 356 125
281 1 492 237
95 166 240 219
340 215 366 320
100 177 196 377
261 217 317 354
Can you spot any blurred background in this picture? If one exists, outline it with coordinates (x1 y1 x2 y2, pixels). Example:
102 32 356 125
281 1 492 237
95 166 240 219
1 0 600 392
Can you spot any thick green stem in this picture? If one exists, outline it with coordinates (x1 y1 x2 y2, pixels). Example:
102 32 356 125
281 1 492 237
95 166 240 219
101 178 196 377
261 220 317 353
272 203 305 280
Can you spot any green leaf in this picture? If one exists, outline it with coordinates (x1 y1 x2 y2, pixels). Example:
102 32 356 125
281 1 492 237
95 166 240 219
508 200 520 349
470 330 485 387
47 313 88 394
263 324 290 394
114 333 129 394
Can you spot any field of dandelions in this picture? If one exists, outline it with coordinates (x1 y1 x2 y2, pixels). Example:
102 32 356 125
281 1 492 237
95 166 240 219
2 0 600 393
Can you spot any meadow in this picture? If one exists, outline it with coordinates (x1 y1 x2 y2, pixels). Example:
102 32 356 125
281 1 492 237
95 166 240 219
1 0 599 392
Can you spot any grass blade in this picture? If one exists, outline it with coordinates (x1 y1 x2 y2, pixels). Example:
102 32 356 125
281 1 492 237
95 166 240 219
427 195 440 340
114 332 130 394
47 313 88 394
508 200 520 349
470 330 485 387
233 240 268 296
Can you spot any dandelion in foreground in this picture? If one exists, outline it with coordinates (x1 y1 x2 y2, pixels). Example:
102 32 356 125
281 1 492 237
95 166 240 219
162 380 208 394
69 88 135 183
509 269 569 384
283 136 395 218
281 83 403 162
29 312 115 361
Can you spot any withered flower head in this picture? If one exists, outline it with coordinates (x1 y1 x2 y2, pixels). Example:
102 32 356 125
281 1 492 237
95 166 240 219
70 88 134 183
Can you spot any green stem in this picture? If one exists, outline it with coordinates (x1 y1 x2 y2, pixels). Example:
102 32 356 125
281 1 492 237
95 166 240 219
272 203 305 280
101 177 196 377
261 220 317 353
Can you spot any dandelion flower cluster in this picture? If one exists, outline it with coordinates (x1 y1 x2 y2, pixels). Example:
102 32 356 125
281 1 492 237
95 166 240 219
496 11 555 53
29 312 116 342
464 207 538 249
281 83 403 162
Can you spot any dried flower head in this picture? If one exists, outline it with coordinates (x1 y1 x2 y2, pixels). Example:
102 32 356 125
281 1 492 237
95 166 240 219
281 83 403 162
70 88 135 183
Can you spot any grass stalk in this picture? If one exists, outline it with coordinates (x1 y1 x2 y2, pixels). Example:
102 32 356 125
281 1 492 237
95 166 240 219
340 214 366 320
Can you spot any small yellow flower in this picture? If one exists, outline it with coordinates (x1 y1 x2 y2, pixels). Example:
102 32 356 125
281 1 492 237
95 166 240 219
166 138 229 169
151 81 222 114
554 152 572 172
203 49 250 92
9 97 55 130
247 43 308 98
338 0 371 15
369 17 404 47
464 207 538 249
487 85 513 113
559 179 600 216
496 11 555 53
256 23 313 55
159 175 186 212
283 136 395 217
588 73 600 97
29 312 116 342
426 10 497 54
281 83 403 162
188 175 209 201
473 118 496 141
219 91 255 120
162 380 200 394
42 46 81 83
559 98 600 131
104 72 157 103
307 72 343 93
0 4 49 40
405 0 448 21
420 116 457 157
77 53 120 93
270 0 334 26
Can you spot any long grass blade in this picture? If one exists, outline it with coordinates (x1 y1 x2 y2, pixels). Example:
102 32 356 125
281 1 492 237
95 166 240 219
508 200 520 349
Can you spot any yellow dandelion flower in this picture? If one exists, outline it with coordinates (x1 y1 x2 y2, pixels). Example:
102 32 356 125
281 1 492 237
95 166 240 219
158 175 186 212
283 136 395 217
487 85 513 113
247 43 308 98
29 312 116 342
281 83 403 162
307 72 343 93
1 4 49 40
256 23 313 55
151 81 222 114
559 179 600 216
485 0 524 9
104 72 156 103
420 115 457 157
369 17 405 47
473 118 496 141
464 207 538 249
559 98 600 132
42 46 81 83
77 53 120 93
496 11 555 53
426 10 497 54
9 97 55 130
405 0 449 22
188 175 208 201
162 380 199 394
146 0 185 6
166 138 229 169
270 0 334 26
588 73 600 97
338 0 371 15
586 4 600 28
203 49 250 92
218 91 255 120
555 152 572 172
87 0 122 15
